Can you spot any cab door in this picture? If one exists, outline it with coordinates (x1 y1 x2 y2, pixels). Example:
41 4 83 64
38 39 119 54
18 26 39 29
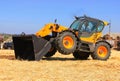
79 20 103 43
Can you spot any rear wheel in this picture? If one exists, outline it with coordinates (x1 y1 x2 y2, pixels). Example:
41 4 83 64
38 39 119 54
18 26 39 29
56 31 77 54
73 51 90 60
91 42 111 60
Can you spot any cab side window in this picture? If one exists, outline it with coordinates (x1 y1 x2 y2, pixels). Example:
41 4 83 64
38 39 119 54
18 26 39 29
97 22 104 32
80 21 97 33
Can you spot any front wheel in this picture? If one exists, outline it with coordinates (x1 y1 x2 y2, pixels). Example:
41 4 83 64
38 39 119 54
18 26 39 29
91 42 111 60
56 31 77 54
43 35 57 57
44 47 57 57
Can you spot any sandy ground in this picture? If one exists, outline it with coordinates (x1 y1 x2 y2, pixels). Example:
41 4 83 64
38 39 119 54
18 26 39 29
0 50 120 81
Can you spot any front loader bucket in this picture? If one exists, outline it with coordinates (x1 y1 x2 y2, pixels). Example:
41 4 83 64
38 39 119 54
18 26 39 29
12 34 51 61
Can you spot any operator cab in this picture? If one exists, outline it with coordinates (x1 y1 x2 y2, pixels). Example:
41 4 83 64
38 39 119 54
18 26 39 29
70 16 105 37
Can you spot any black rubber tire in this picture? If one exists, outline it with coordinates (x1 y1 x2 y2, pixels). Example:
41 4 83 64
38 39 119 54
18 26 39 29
73 51 90 60
91 42 111 61
43 35 57 57
44 47 57 57
56 31 77 54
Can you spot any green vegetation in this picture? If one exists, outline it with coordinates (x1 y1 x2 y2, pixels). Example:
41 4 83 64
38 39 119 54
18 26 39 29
0 33 12 42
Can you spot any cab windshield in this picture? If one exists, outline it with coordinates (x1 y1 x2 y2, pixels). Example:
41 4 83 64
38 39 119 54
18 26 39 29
70 20 82 30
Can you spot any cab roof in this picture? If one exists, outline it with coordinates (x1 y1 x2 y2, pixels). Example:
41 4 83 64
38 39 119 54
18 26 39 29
75 15 109 26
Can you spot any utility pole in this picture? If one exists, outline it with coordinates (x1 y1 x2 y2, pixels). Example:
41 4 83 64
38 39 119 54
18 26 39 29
109 20 111 37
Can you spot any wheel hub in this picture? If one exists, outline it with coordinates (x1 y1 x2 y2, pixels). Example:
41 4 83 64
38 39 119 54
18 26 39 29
99 50 103 54
63 36 74 49
64 41 69 45
97 46 108 57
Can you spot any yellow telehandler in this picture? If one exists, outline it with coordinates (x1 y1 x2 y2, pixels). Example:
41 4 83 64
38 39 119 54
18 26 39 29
12 16 111 61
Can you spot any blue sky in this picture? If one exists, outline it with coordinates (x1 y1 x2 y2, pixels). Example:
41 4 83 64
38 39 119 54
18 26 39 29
0 0 120 34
